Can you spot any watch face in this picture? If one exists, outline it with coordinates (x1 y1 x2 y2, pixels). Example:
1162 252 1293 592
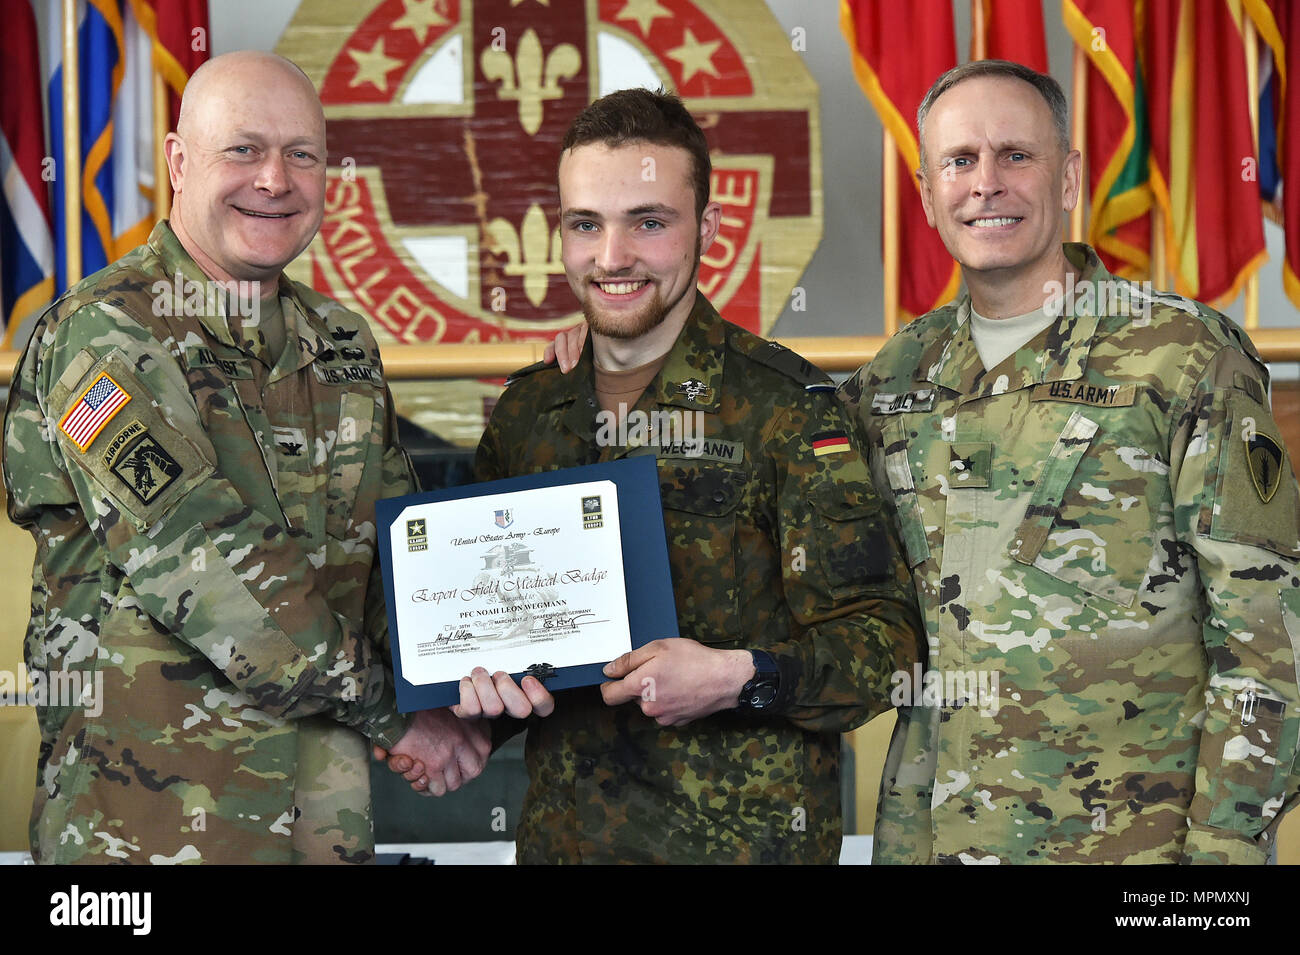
746 681 779 709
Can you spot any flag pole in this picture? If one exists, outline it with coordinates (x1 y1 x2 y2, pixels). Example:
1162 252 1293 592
62 0 82 286
971 0 986 60
1069 44 1086 244
1243 13 1260 329
882 131 900 335
152 55 171 221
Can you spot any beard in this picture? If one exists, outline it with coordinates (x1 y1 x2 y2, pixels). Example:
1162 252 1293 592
579 234 701 340
581 283 671 340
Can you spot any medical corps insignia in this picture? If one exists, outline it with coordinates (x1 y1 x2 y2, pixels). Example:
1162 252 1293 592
278 0 821 442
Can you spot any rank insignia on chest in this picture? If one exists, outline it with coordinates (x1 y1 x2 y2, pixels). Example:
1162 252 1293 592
675 378 713 403
812 431 852 456
60 373 131 452
1247 432 1285 503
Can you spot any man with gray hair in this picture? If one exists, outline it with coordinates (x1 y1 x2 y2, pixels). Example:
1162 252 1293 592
3 50 486 864
838 59 1300 864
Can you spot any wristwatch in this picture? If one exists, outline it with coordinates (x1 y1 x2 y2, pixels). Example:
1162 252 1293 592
737 649 780 713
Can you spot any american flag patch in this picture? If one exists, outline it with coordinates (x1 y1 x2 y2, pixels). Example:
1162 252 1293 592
59 373 131 452
812 430 851 457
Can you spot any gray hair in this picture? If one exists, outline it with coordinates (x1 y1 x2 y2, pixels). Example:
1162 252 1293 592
916 60 1070 170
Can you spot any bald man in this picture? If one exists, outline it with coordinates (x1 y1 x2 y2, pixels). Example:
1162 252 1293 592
3 51 487 865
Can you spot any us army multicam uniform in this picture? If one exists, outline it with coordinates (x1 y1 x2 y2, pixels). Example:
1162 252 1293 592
3 222 413 864
478 293 922 863
839 243 1300 864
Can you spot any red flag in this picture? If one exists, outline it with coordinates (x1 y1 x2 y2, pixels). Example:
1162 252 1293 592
840 0 960 320
1148 1 1265 305
1249 0 1299 309
979 0 1049 72
1065 0 1152 278
128 0 209 126
0 0 54 341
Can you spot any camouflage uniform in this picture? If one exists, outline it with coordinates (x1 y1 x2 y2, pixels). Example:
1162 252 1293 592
3 222 413 864
840 243 1300 864
478 293 922 864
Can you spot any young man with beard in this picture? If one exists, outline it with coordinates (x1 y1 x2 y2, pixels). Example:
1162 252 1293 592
437 88 922 863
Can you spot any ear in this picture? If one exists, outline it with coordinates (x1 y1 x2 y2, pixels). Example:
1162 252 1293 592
697 200 723 257
917 167 938 229
163 133 186 192
1061 148 1082 213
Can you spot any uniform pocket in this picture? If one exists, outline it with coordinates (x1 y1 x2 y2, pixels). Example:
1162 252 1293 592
326 393 376 541
880 418 930 568
658 462 742 644
810 481 893 599
1010 410 1156 607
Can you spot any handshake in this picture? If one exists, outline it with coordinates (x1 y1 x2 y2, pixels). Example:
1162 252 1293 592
373 639 746 793
371 667 556 796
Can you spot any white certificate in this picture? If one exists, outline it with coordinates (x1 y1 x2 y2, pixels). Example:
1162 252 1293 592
388 480 632 687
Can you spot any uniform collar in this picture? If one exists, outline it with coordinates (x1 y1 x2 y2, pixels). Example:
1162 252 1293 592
148 220 332 377
921 243 1104 400
554 292 726 446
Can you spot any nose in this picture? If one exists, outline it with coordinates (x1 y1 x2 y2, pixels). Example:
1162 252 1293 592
254 153 290 196
596 229 634 274
971 152 1006 200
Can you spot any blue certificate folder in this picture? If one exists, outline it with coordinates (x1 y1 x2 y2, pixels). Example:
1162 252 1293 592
376 455 679 712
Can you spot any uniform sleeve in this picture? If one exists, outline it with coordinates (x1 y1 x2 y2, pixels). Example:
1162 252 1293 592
5 305 410 749
761 392 924 733
1171 348 1300 864
361 387 418 739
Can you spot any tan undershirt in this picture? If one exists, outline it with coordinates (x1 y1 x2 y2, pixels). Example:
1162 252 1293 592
594 352 671 419
969 302 1056 371
256 292 287 368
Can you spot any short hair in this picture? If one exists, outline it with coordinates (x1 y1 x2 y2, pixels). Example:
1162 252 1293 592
560 88 711 218
916 60 1070 170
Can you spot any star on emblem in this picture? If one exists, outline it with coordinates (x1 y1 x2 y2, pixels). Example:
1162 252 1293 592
348 38 403 92
615 0 673 35
392 0 447 46
667 28 722 84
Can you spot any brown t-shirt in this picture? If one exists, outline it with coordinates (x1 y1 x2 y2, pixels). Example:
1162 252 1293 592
594 351 671 419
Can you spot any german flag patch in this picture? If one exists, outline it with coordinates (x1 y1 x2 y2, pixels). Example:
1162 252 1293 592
812 430 852 457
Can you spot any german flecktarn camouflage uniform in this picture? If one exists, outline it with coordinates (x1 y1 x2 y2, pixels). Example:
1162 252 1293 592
3 222 414 864
478 293 922 864
839 243 1300 864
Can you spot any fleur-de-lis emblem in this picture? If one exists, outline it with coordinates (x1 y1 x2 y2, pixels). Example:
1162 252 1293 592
486 203 564 306
480 28 580 135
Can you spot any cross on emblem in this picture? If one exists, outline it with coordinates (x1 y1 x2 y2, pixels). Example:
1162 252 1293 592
299 0 815 339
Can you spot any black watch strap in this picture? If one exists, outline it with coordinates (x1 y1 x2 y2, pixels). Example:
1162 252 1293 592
738 649 781 713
